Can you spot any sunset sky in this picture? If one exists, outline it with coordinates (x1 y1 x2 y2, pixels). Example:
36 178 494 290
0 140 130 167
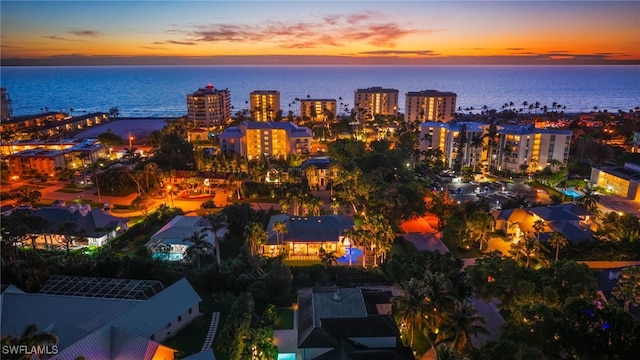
1 0 639 65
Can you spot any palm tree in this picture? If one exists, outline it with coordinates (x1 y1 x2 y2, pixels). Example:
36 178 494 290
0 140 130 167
577 184 599 212
184 230 209 271
548 231 569 261
342 227 365 266
244 222 267 256
509 232 548 268
318 247 338 268
437 300 489 352
205 212 228 265
393 278 429 348
1 323 58 357
273 221 288 249
532 219 546 241
612 266 640 312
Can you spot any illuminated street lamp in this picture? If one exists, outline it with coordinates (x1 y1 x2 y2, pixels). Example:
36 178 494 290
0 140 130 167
167 185 174 207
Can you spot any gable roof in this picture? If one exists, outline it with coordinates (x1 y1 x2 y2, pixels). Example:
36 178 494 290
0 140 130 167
149 215 224 246
105 278 201 338
492 208 528 222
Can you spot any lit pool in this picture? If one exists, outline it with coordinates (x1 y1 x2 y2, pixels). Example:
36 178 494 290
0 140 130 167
562 189 582 198
278 353 296 360
337 248 363 264
152 252 184 261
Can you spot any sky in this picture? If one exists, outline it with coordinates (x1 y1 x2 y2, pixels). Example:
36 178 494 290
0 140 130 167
1 0 639 65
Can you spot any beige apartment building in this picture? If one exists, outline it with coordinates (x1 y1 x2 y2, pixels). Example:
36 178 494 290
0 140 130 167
353 87 399 121
490 125 572 174
405 90 457 123
250 90 280 122
419 121 488 169
299 99 337 122
219 121 312 159
186 84 231 128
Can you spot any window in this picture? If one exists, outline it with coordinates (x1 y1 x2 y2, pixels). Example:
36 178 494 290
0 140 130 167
189 308 193 314
178 315 182 322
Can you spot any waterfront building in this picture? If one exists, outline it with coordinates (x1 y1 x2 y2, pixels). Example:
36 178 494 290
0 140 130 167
590 162 640 201
405 90 457 123
299 98 337 122
219 121 312 159
250 90 280 122
419 121 488 169
7 139 106 177
1 138 78 157
186 84 231 128
1 87 13 121
353 87 399 121
0 112 109 141
490 125 572 174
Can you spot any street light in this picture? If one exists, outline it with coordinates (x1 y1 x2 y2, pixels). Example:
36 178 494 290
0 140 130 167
167 185 174 207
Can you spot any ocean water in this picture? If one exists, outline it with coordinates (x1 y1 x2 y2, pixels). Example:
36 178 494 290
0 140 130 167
1 65 638 118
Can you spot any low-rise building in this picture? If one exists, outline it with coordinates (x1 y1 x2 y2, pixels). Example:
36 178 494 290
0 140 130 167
219 121 312 159
591 162 640 201
263 214 354 258
1 112 109 141
31 204 129 248
301 156 334 191
146 215 227 261
1 276 202 359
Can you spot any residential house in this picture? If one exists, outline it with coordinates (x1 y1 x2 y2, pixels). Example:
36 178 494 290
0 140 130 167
1 276 202 360
293 287 413 360
264 214 354 258
31 204 129 248
301 156 334 191
492 203 594 243
147 215 226 261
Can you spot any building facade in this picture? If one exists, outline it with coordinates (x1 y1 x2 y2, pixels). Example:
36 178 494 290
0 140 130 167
353 87 399 121
250 90 280 122
299 99 337 122
7 139 106 177
490 125 572 174
0 112 109 141
405 90 457 123
219 121 312 159
590 162 640 201
1 87 12 122
186 84 231 128
419 121 488 169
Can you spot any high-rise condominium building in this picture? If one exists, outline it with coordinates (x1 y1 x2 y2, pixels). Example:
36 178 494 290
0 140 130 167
299 99 337 122
186 84 231 128
419 122 488 169
420 122 572 173
491 125 572 174
219 121 312 159
405 90 457 123
250 90 281 122
1 88 13 122
353 87 399 121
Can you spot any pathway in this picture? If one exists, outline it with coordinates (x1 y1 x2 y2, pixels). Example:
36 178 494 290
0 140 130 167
201 312 221 352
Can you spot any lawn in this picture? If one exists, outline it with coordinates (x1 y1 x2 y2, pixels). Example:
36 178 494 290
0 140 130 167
284 259 321 266
440 236 483 259
274 307 294 330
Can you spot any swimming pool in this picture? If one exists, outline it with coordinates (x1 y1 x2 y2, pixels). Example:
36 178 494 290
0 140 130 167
337 248 363 264
152 252 184 261
277 354 296 360
562 189 582 198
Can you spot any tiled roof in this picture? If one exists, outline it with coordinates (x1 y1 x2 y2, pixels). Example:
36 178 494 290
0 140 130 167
32 205 128 237
267 214 354 244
